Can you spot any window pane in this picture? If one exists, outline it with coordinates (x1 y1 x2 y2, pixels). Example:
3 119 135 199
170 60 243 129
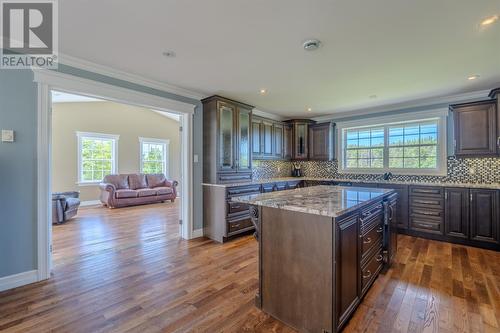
80 136 115 182
389 158 403 168
347 139 358 148
404 134 419 145
371 136 384 146
371 148 383 159
358 159 370 168
420 145 437 156
346 150 357 159
389 127 403 136
420 132 437 144
358 138 370 147
389 147 403 157
420 123 437 134
420 156 437 168
358 130 370 139
404 147 419 158
404 126 419 135
346 159 358 168
404 158 419 168
389 135 403 146
371 159 383 168
358 149 370 159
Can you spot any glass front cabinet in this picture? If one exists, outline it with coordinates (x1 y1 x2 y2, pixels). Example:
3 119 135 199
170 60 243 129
202 96 253 184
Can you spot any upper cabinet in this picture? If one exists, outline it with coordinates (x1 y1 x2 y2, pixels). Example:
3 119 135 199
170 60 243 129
202 96 253 184
309 122 335 161
451 100 498 157
287 119 315 160
252 116 288 160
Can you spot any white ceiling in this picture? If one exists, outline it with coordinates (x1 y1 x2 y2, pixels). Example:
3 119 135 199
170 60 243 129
59 0 500 117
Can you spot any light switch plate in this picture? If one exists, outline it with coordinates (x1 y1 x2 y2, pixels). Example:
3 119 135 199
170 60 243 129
193 154 199 163
1 130 14 142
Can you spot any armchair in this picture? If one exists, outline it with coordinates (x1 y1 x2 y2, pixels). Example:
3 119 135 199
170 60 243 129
52 191 81 224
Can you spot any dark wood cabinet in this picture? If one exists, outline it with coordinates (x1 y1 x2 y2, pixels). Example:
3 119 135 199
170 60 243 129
470 189 499 244
408 186 444 235
202 96 253 184
451 100 498 157
286 119 314 160
378 183 409 230
444 188 469 239
252 116 286 160
273 123 284 159
308 122 335 160
334 213 360 329
283 124 293 160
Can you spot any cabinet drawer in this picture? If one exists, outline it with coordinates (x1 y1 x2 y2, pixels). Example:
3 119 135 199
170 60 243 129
410 196 444 209
227 201 249 215
410 217 442 233
218 173 252 183
361 246 384 295
360 203 384 226
227 217 253 234
410 207 443 219
361 223 383 259
262 183 276 192
227 185 261 197
287 180 301 189
410 186 443 197
275 182 287 191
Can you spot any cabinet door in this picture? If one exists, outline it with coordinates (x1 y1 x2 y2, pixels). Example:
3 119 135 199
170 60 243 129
294 123 308 160
452 101 498 156
252 119 262 158
334 213 360 329
273 123 284 159
237 108 252 172
309 123 333 160
218 101 235 171
470 189 499 244
283 125 293 160
444 188 469 239
262 120 274 157
378 184 409 230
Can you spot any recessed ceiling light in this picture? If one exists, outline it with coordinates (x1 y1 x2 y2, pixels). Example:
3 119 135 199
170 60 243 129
307 107 312 112
480 15 498 27
259 89 267 95
468 74 480 81
303 39 321 51
162 51 176 58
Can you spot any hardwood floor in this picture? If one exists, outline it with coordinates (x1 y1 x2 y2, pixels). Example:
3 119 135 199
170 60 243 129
0 202 499 332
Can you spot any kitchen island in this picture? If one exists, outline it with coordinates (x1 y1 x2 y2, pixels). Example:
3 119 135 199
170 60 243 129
233 185 398 333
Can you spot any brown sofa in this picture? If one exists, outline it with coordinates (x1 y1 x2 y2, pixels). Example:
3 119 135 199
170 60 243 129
99 173 178 208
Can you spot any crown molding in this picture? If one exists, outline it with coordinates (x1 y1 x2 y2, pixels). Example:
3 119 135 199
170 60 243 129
56 53 207 101
252 108 286 121
310 89 491 122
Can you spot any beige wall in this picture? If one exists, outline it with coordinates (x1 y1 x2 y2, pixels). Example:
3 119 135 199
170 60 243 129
52 101 181 202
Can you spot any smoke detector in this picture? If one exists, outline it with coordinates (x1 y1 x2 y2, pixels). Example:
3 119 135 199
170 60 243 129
303 39 321 51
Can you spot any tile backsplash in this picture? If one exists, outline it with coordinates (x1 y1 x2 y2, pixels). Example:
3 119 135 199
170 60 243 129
252 157 500 184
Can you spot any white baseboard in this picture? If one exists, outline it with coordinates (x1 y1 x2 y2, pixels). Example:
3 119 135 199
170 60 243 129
80 200 101 207
0 270 38 292
191 228 204 239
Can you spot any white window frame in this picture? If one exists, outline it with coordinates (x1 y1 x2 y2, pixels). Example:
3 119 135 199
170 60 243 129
337 108 448 176
76 131 119 185
139 137 170 177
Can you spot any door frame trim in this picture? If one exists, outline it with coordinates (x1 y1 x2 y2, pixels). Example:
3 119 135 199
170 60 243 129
34 69 196 281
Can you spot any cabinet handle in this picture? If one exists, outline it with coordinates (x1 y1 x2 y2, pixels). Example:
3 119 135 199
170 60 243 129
414 199 439 205
376 227 383 233
497 136 500 148
363 237 372 244
376 254 383 262
413 210 439 216
363 270 372 279
470 193 473 202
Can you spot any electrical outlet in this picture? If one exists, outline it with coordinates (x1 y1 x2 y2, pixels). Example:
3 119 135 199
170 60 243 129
1 129 14 142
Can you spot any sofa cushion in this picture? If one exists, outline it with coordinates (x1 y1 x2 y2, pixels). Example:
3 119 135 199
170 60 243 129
146 174 170 188
137 188 157 197
155 187 173 195
104 174 130 189
129 174 148 190
115 189 138 199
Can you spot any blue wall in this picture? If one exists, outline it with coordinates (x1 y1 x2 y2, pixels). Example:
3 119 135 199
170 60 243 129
0 65 203 278
0 69 38 277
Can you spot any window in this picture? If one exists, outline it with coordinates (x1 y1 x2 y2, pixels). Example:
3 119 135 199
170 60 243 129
140 137 169 175
338 111 447 175
77 132 119 184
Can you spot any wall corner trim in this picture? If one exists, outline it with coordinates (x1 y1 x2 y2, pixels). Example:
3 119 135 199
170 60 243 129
0 270 38 292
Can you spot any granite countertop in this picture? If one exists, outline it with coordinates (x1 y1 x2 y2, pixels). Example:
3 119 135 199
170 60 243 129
202 177 500 190
232 185 394 218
